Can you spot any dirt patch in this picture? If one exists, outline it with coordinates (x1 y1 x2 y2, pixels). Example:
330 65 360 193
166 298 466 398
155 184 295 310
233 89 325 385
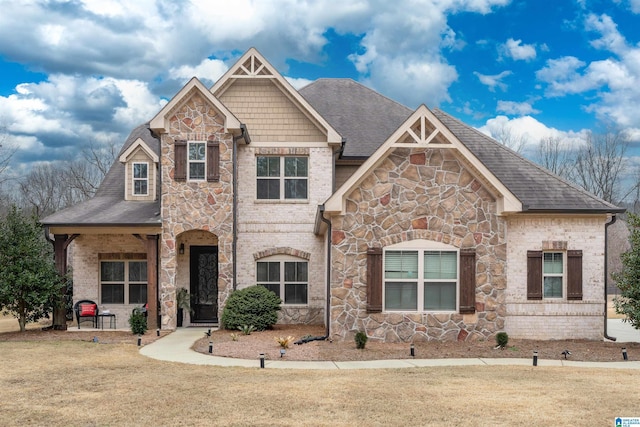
193 324 640 363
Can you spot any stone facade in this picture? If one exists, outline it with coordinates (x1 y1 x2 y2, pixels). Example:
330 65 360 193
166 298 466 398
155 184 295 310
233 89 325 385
505 215 606 340
330 148 507 342
159 92 235 328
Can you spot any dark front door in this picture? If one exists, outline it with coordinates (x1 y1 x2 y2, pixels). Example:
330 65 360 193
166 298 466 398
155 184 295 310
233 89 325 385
189 246 218 323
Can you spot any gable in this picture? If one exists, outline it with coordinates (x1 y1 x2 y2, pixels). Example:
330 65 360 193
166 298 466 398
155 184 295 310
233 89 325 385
325 105 522 216
150 77 241 135
211 48 341 145
218 79 326 143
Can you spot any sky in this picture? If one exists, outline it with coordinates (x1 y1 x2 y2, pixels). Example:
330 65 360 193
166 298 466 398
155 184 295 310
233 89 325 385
1 0 640 180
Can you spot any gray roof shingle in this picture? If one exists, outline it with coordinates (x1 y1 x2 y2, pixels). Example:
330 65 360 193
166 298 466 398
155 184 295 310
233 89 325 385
41 123 161 226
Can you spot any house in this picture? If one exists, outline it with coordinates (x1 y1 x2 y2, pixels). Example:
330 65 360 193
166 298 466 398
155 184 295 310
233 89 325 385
41 48 624 341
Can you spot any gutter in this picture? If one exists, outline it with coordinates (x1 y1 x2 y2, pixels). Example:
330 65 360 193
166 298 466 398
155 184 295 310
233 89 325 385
319 205 332 338
604 214 618 341
231 124 250 291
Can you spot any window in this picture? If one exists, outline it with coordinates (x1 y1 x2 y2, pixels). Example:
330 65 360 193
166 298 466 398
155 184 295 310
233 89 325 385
543 252 563 298
132 162 148 195
384 249 458 311
257 260 308 304
188 142 206 180
256 156 308 200
527 250 582 300
100 260 147 304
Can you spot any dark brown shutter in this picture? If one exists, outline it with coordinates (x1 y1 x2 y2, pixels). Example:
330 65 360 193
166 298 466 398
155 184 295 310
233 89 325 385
207 140 220 182
527 251 543 300
459 249 476 314
366 247 383 312
567 250 583 300
174 140 187 181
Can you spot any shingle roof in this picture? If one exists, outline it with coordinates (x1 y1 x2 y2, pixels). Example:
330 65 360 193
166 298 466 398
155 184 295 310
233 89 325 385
299 79 413 158
301 78 621 213
41 123 161 226
432 108 623 213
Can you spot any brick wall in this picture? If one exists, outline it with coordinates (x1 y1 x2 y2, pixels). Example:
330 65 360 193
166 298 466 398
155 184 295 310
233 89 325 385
505 215 607 339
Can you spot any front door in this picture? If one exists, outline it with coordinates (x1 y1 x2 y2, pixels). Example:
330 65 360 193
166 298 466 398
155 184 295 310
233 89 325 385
189 246 218 323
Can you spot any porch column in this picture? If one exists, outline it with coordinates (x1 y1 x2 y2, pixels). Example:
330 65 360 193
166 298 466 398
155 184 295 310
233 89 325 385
52 234 78 330
145 235 159 330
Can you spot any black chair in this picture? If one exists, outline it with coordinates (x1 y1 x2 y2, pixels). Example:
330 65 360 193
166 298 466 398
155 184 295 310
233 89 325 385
74 300 99 329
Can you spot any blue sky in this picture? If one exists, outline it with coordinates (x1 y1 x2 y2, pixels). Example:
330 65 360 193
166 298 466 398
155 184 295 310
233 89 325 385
1 0 639 178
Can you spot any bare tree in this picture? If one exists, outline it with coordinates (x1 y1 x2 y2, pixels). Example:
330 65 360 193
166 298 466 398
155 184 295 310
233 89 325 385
571 130 629 204
65 140 118 199
18 163 85 218
536 136 575 180
491 123 529 154
0 124 16 185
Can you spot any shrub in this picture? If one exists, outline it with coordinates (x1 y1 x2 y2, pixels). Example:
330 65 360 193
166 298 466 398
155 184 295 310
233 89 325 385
238 324 256 335
275 336 295 349
355 331 368 349
495 332 509 349
221 286 281 331
129 308 147 335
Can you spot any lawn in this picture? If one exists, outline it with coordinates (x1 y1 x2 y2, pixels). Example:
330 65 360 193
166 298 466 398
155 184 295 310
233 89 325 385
1 338 639 426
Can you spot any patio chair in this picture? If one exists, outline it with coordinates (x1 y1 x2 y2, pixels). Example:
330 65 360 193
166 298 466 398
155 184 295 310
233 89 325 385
74 299 99 329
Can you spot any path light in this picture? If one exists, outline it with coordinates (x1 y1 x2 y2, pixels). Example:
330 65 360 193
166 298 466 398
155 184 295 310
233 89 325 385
137 335 142 346
259 353 265 369
209 341 213 354
533 351 538 366
156 329 160 337
622 348 628 361
280 349 286 358
410 344 415 357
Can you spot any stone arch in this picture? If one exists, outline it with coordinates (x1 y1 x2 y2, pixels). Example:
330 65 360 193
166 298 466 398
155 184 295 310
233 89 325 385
253 246 311 261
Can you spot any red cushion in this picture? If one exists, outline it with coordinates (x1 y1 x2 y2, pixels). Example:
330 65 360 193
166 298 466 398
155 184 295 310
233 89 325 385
80 304 97 316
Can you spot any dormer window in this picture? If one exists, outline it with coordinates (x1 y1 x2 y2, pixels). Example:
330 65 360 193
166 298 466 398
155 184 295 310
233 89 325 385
132 162 149 196
188 142 206 180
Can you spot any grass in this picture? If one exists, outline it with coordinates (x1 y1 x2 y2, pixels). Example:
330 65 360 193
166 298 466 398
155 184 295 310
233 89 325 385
1 339 639 426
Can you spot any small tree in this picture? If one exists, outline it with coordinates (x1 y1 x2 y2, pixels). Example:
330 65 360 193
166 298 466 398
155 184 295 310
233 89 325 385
0 206 63 331
613 213 640 330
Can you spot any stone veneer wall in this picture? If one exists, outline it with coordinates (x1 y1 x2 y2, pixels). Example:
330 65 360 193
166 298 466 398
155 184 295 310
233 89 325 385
71 234 147 327
330 148 507 342
160 92 235 329
505 215 606 340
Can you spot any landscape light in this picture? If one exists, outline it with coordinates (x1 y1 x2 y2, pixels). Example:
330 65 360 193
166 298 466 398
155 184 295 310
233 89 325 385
533 351 538 366
209 341 213 354
260 353 265 369
410 344 415 357
622 348 628 361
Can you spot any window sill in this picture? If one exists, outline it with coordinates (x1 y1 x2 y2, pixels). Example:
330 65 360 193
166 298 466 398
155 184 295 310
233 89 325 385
254 199 309 204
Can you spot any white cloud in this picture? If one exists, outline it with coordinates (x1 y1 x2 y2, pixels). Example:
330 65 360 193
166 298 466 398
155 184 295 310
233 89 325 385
496 100 540 116
478 115 589 153
474 70 512 92
168 58 229 87
285 77 315 90
501 38 536 61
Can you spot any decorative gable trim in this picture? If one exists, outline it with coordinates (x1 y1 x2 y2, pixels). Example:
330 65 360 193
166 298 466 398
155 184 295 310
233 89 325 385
149 77 241 134
323 105 523 216
118 138 159 163
210 48 342 145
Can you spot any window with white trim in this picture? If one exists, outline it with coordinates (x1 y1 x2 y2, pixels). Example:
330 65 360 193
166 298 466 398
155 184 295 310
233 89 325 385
543 252 564 298
257 258 308 304
132 162 148 195
384 248 458 311
188 142 206 180
256 156 308 200
100 260 147 304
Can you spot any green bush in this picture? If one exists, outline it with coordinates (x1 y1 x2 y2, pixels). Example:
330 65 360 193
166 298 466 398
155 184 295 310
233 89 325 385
355 331 368 349
495 332 509 348
129 308 147 335
221 286 281 331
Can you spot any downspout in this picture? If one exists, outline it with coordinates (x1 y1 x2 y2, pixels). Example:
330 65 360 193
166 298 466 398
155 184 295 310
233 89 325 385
604 214 617 341
232 124 250 291
319 205 331 338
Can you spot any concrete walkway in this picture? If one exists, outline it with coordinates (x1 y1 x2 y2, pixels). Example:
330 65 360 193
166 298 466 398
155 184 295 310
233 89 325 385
139 320 640 370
